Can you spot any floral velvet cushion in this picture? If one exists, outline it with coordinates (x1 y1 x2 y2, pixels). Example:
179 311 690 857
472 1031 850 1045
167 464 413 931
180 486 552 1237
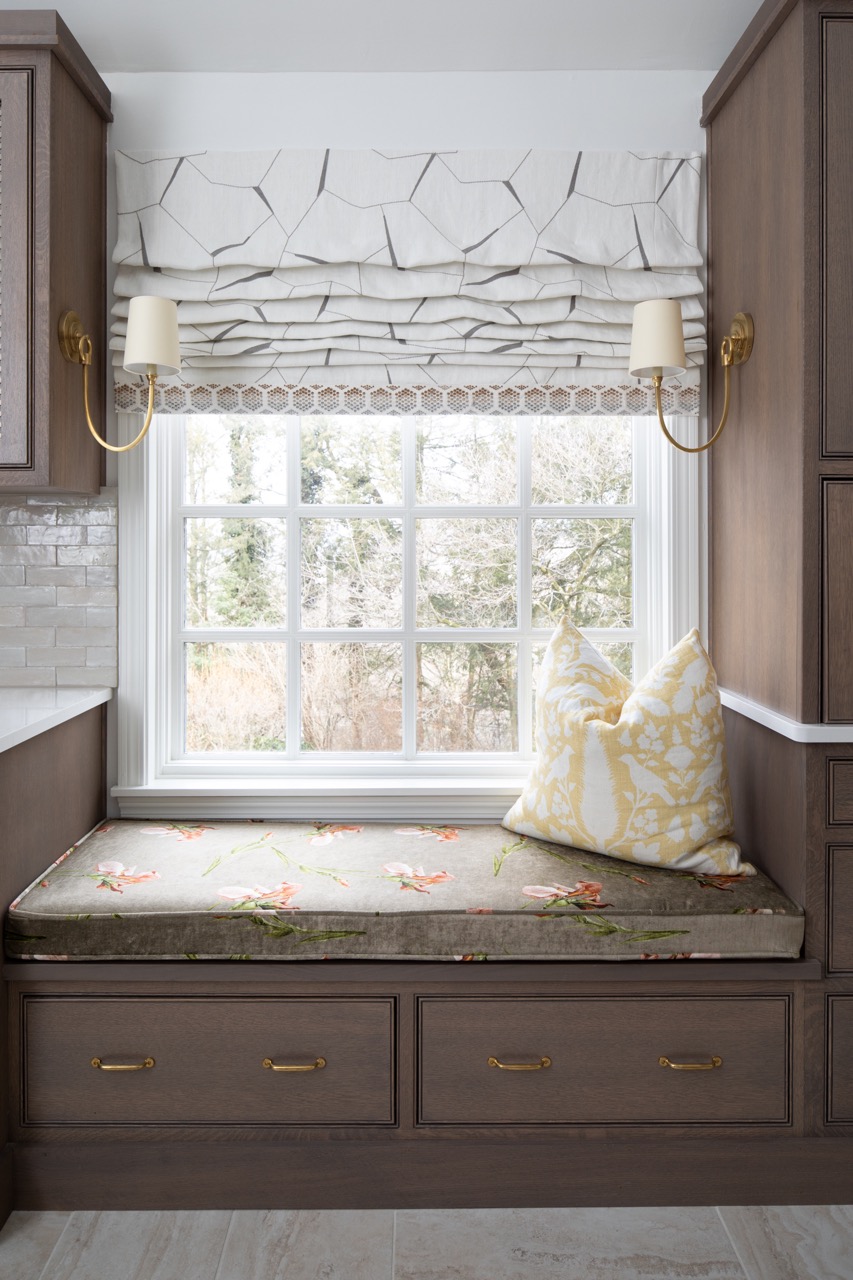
504 621 751 877
5 820 802 962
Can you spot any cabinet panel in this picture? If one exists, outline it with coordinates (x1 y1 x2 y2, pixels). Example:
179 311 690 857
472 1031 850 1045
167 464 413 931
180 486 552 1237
823 18 853 455
823 481 853 720
827 846 853 972
828 995 853 1122
0 70 32 469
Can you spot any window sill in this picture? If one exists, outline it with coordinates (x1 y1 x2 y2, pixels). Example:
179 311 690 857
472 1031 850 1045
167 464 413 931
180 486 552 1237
111 775 528 821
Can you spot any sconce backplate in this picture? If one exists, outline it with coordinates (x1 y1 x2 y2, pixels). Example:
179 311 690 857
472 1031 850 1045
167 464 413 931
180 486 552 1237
58 311 85 364
729 312 754 365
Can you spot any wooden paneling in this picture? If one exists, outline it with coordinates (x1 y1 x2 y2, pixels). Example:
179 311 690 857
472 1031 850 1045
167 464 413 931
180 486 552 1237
827 848 853 972
707 7 813 720
822 18 853 454
22 996 395 1127
0 70 33 469
827 994 853 1121
418 997 790 1126
827 760 853 823
823 481 853 719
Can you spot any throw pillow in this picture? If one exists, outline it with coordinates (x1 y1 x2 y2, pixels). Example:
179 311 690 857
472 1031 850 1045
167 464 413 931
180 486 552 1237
503 619 753 876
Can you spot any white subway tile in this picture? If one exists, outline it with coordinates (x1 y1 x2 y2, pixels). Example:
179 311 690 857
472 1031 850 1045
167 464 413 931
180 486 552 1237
0 546 57 565
0 627 56 647
86 566 117 586
57 666 116 686
58 546 117 566
0 567 25 586
85 607 117 628
0 527 27 545
86 646 117 666
27 647 86 667
0 668 56 687
86 526 117 545
58 505 116 526
56 587 117 607
0 505 49 525
0 607 26 626
57 627 115 647
0 586 55 606
26 567 86 587
26 526 85 546
0 648 26 667
26 606 87 627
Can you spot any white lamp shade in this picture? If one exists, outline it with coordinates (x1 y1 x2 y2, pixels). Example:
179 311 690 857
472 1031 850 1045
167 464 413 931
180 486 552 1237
628 299 687 378
123 296 181 376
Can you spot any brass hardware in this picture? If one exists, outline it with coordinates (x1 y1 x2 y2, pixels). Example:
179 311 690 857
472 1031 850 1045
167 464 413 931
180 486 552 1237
653 312 754 454
262 1056 327 1072
658 1055 723 1071
90 1056 155 1072
58 310 158 454
487 1056 552 1071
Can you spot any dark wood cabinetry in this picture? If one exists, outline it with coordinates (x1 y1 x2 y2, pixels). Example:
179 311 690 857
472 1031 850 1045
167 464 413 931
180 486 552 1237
0 12 111 492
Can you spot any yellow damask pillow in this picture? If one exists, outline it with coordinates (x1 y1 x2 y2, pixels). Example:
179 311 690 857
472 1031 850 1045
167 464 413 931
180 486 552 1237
504 620 753 876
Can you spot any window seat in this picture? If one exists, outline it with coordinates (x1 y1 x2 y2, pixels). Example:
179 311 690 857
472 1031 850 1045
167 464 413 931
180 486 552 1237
6 820 804 962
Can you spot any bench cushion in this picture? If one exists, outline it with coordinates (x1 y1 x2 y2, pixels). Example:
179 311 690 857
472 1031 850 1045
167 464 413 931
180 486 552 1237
5 820 804 962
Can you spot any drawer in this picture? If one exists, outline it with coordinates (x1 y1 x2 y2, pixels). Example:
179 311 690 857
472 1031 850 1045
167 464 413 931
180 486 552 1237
828 761 853 824
418 997 790 1125
828 996 853 1123
828 846 853 972
22 996 395 1126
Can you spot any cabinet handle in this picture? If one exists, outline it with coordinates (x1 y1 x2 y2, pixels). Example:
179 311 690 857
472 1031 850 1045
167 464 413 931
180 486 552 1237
658 1055 723 1071
487 1055 552 1071
262 1057 326 1072
91 1057 155 1072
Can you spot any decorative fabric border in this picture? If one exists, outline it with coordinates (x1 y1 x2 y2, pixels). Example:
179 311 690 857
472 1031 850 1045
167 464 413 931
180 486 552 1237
115 379 700 418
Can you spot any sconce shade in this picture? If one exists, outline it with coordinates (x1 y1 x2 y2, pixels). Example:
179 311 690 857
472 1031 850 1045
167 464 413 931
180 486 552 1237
123 296 181 376
629 299 687 379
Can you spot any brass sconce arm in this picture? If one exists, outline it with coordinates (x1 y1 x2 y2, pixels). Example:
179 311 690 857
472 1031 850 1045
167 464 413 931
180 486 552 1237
59 311 156 453
652 313 753 455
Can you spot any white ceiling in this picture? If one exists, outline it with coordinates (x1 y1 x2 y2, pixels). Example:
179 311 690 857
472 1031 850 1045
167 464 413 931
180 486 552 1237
22 0 766 73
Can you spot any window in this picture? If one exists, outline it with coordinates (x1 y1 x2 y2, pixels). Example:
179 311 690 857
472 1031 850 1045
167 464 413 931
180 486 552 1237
116 413 702 817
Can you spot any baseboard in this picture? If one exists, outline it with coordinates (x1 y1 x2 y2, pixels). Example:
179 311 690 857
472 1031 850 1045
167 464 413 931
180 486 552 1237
13 1136 853 1210
0 1144 13 1227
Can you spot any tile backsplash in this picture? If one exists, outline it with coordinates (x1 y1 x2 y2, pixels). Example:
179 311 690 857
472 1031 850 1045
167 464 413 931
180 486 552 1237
0 489 117 687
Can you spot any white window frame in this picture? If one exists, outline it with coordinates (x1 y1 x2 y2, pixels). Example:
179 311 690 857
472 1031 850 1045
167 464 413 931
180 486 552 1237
114 413 703 819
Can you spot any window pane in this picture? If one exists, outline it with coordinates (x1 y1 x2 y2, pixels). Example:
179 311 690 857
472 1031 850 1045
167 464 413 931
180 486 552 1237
185 642 286 752
184 418 287 505
301 417 402 504
417 518 517 628
531 417 633 505
185 517 286 628
418 643 517 751
531 638 634 735
301 518 403 628
416 417 517 505
301 643 402 751
531 518 632 628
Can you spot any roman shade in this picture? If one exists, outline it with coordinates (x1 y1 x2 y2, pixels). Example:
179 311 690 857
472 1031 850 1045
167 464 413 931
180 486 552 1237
112 148 704 415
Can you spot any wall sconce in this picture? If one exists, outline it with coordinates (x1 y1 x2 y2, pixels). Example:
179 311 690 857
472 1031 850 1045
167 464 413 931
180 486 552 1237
58 295 181 453
629 298 754 454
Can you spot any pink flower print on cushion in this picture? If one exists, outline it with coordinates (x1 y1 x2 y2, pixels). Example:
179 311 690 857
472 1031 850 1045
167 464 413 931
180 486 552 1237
522 880 610 910
466 907 494 914
394 826 461 842
141 823 214 841
94 862 161 893
309 824 364 846
382 862 455 894
218 881 303 911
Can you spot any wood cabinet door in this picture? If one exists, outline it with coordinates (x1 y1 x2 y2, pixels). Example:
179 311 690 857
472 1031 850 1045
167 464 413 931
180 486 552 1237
0 69 33 471
823 17 853 456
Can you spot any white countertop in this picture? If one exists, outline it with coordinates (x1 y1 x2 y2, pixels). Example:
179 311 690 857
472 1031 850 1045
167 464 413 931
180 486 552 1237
0 687 112 754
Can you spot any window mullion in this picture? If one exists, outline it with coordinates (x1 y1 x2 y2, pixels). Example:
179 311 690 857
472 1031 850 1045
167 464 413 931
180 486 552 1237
517 420 533 758
402 420 417 760
286 416 301 761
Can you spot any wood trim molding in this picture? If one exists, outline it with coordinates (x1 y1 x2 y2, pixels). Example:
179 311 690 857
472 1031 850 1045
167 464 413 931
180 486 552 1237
701 0 801 125
0 11 111 119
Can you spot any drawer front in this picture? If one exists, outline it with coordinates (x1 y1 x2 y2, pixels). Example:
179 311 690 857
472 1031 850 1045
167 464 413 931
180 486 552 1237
828 761 853 825
418 997 790 1125
828 846 853 973
828 996 853 1124
23 996 395 1126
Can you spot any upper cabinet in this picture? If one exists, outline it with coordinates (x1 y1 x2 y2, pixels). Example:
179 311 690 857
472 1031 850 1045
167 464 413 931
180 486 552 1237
703 0 853 724
0 11 111 493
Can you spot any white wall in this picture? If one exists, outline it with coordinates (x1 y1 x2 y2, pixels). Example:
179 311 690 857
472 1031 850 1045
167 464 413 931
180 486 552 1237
105 70 710 153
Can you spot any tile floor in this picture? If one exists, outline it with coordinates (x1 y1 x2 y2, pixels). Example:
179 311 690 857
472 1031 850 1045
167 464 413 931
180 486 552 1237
0 1206 852 1280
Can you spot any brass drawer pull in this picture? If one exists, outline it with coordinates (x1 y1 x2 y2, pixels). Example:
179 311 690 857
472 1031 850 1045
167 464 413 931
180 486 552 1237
658 1055 723 1071
91 1057 155 1072
488 1055 552 1071
262 1056 326 1072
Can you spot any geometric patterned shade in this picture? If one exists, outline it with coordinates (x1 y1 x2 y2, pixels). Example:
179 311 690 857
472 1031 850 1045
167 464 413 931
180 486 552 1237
113 148 704 415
